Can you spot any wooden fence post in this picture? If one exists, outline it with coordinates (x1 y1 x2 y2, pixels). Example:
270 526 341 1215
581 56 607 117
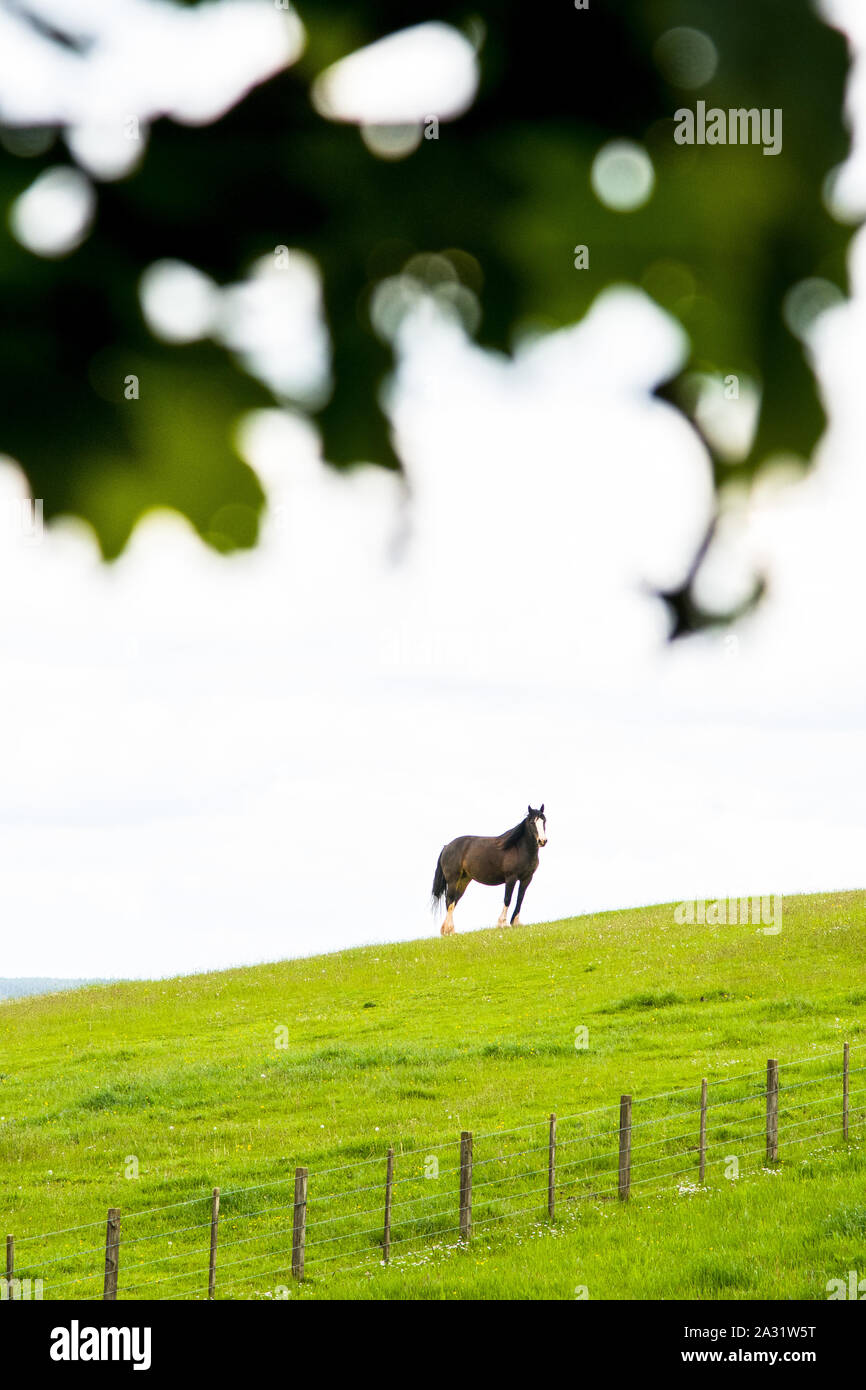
4 1234 13 1300
103 1209 120 1301
699 1078 708 1184
618 1096 632 1200
208 1188 220 1300
843 1042 850 1141
383 1147 394 1264
548 1114 557 1219
766 1059 779 1164
459 1131 473 1241
292 1167 308 1281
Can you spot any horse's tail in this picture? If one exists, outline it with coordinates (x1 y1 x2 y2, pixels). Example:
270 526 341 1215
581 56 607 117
431 851 447 914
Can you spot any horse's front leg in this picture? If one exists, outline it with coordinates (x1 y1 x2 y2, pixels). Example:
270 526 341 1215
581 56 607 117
497 879 516 927
511 873 534 926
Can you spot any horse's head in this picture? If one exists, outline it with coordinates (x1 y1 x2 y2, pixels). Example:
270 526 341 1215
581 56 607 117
528 804 547 846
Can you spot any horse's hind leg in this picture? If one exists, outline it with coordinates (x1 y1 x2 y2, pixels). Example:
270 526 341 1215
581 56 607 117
441 877 468 935
497 879 516 927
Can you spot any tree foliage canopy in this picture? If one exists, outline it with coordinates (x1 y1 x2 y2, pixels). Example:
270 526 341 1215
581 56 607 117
0 0 855 633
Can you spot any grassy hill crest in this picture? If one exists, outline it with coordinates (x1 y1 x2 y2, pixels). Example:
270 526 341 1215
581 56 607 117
1 890 864 1299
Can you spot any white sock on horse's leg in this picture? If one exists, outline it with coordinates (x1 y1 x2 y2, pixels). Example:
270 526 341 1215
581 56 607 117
512 915 521 926
441 904 455 935
496 905 507 927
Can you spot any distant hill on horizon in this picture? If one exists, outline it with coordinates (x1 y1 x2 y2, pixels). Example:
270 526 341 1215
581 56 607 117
0 978 114 1002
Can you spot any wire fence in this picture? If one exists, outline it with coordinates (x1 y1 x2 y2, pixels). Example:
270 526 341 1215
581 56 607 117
2 1043 863 1301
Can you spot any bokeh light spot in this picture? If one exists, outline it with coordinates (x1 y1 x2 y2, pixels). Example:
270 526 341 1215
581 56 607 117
360 123 422 160
591 141 655 212
0 127 55 158
642 259 697 313
140 260 219 344
654 27 718 89
782 277 845 341
9 166 95 258
313 22 478 125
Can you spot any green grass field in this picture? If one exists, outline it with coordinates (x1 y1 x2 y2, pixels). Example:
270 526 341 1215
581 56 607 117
1 890 864 1300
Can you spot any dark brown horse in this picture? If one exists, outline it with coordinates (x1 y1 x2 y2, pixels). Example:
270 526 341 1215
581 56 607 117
431 806 547 935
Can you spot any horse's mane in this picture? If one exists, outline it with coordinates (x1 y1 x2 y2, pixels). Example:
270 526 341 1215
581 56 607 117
501 817 529 850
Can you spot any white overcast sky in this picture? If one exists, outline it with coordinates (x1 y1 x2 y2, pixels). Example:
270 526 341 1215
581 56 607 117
0 0 864 977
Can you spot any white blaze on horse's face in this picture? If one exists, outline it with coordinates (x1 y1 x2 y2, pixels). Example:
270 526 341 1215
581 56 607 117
535 817 547 846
